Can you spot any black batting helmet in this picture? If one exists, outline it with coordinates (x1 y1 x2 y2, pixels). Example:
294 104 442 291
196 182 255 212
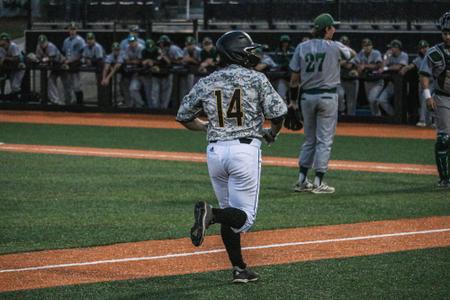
216 31 261 68
440 11 450 31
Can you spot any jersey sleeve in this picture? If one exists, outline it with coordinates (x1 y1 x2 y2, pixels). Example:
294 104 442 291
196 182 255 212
176 79 205 122
170 45 184 60
412 57 421 70
289 44 301 73
96 45 105 59
47 44 56 57
104 54 113 64
35 45 43 59
350 52 361 65
335 41 351 60
79 38 86 53
81 46 88 58
399 52 409 66
9 44 21 57
261 55 277 68
62 39 68 54
260 75 288 119
419 51 435 77
373 50 383 63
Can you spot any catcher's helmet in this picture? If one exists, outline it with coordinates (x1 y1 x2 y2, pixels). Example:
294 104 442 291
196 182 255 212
216 31 261 68
439 12 450 31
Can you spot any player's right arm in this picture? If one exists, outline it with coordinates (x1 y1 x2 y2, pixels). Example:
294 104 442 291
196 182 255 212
336 41 355 60
419 49 437 111
179 118 208 132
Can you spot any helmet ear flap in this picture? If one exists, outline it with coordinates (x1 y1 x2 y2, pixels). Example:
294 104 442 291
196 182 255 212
243 47 261 67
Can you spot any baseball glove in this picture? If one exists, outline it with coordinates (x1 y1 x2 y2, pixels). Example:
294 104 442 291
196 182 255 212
262 128 278 145
284 106 303 131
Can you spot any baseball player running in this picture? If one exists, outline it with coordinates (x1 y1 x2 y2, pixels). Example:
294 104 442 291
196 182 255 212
176 30 287 283
289 13 355 194
419 11 450 188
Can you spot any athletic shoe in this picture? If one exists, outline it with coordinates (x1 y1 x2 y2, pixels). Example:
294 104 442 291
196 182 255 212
232 266 259 283
416 121 426 127
293 179 314 192
190 201 213 247
437 179 450 188
311 183 335 194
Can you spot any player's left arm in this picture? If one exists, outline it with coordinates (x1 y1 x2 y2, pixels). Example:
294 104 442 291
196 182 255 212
176 79 207 131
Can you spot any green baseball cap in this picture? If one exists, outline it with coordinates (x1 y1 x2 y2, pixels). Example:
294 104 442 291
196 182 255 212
145 38 156 50
185 36 196 45
362 38 372 46
0 32 11 41
68 21 77 29
314 13 340 30
280 34 291 42
38 34 48 44
418 40 429 48
158 35 170 43
86 32 95 40
128 35 137 42
387 39 402 49
202 37 213 45
112 42 120 50
129 25 140 33
339 35 350 45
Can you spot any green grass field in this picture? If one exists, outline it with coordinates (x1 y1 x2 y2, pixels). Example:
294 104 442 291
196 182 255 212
0 121 448 298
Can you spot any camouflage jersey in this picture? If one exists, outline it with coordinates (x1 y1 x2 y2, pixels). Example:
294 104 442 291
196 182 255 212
176 64 287 142
419 43 450 96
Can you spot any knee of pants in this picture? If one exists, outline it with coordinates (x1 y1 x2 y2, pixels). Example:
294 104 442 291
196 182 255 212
232 211 255 233
436 133 450 151
129 81 141 91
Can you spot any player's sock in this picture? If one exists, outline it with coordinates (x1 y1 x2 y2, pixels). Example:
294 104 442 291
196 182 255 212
221 224 246 270
314 172 325 186
299 166 309 183
212 207 247 229
436 133 449 181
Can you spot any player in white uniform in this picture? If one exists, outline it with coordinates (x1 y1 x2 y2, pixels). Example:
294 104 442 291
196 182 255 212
176 31 287 283
289 13 355 194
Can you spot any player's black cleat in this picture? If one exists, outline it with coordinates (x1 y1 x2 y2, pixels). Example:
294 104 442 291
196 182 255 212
437 179 450 188
232 266 259 283
190 201 213 247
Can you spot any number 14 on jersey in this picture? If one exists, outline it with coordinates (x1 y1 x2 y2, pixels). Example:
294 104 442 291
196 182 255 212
215 89 244 127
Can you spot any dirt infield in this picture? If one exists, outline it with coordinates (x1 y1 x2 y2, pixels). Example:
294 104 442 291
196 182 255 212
0 143 437 175
0 110 436 139
0 216 449 292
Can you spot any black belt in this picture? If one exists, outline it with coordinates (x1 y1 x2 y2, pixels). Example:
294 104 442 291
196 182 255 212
210 138 253 144
302 88 337 94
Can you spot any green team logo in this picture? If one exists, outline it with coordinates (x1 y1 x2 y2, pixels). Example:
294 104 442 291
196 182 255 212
305 52 326 72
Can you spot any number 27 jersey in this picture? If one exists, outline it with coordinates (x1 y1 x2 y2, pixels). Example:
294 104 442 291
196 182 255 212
289 39 351 90
176 64 287 142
